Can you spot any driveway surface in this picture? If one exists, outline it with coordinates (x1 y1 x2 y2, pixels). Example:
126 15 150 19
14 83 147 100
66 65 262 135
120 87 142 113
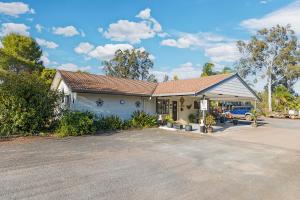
1 118 300 200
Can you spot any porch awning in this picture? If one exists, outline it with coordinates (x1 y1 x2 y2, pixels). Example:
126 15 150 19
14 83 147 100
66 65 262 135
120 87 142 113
152 73 259 101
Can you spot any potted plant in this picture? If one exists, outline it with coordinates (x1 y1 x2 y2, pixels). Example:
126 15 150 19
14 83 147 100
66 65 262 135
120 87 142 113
165 115 174 128
205 114 216 133
251 109 258 127
232 118 238 125
185 114 195 131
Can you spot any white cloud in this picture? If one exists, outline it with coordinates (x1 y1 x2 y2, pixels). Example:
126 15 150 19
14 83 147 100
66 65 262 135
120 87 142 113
52 26 79 37
104 8 165 44
204 43 240 63
104 20 156 44
74 42 94 54
241 0 300 35
36 38 58 49
260 0 271 4
80 29 85 37
161 32 226 49
152 62 202 81
136 8 151 20
97 27 103 33
88 43 134 60
161 32 240 64
57 63 91 72
35 24 43 33
40 52 50 66
0 2 34 17
0 23 30 36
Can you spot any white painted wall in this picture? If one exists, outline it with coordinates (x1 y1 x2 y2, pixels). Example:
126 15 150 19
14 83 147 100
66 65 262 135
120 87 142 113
72 93 156 120
158 96 199 123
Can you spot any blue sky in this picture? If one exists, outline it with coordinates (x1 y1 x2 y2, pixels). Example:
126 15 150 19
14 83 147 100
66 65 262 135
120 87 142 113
0 0 299 92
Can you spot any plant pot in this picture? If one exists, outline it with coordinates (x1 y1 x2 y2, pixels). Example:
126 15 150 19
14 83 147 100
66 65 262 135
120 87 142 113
232 119 238 125
167 122 173 128
219 117 225 123
200 125 206 133
251 122 258 127
207 126 213 133
185 124 192 131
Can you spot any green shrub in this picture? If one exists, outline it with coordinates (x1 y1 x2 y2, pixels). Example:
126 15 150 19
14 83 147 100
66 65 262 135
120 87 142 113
131 111 157 128
122 120 132 130
95 115 123 131
0 71 60 137
164 114 174 123
56 111 96 137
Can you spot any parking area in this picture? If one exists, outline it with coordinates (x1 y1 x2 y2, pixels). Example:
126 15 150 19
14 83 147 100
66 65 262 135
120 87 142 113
1 118 300 200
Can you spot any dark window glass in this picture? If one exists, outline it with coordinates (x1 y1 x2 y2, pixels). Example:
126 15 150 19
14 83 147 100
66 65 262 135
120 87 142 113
194 101 199 109
156 99 169 114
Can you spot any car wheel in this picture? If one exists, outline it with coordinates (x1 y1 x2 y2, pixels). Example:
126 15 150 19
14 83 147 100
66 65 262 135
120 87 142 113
245 115 252 121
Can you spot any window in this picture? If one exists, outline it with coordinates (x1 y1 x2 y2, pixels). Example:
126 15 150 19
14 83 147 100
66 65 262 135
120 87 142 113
156 99 169 114
194 101 200 109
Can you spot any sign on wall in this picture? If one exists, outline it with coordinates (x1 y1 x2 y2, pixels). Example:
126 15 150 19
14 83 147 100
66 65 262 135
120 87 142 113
200 100 208 111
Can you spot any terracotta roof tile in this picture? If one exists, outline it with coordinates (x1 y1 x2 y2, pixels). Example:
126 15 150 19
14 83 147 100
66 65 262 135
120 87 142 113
59 70 234 96
59 70 158 96
152 74 233 96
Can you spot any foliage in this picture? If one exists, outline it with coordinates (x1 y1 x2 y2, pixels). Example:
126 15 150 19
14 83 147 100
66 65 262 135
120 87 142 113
201 63 215 77
250 109 258 122
205 114 216 128
201 63 234 77
188 113 195 123
56 111 96 137
273 85 298 112
163 74 169 82
164 114 174 123
236 25 300 111
95 115 123 131
0 33 44 74
131 111 157 128
0 71 60 137
173 75 179 80
41 68 56 87
103 49 157 82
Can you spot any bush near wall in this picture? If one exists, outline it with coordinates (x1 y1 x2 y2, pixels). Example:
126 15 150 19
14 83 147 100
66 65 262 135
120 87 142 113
0 71 60 137
131 111 158 128
56 111 96 137
56 111 157 137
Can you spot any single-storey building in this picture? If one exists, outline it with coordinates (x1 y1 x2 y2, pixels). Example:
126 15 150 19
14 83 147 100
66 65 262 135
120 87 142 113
51 70 259 122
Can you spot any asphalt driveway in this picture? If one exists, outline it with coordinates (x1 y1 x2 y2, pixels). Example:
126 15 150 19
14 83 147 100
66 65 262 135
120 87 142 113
1 118 300 200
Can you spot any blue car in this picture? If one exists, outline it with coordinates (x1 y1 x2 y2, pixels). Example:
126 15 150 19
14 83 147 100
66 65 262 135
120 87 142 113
228 106 253 121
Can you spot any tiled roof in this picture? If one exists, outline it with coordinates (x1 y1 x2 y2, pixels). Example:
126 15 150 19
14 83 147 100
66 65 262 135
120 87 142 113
152 74 233 96
58 70 234 96
58 70 158 96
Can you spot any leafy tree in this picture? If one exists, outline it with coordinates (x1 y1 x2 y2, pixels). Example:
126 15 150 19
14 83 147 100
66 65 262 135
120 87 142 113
41 68 56 87
163 74 169 82
221 66 234 74
103 49 157 82
273 85 297 112
173 75 179 80
0 33 44 74
0 71 60 136
236 25 300 112
201 63 215 77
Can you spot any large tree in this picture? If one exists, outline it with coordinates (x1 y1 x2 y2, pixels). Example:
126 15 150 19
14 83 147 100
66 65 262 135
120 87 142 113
0 33 44 74
236 25 300 112
103 49 157 82
201 63 215 77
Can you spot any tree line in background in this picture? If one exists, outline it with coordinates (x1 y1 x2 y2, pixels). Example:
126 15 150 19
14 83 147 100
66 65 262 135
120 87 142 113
236 24 300 115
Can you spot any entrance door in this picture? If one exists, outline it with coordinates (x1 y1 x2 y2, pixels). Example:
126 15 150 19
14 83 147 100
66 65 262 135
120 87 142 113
172 101 178 121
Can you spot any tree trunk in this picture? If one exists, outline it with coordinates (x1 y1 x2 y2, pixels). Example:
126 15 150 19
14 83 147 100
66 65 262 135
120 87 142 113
268 72 272 113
